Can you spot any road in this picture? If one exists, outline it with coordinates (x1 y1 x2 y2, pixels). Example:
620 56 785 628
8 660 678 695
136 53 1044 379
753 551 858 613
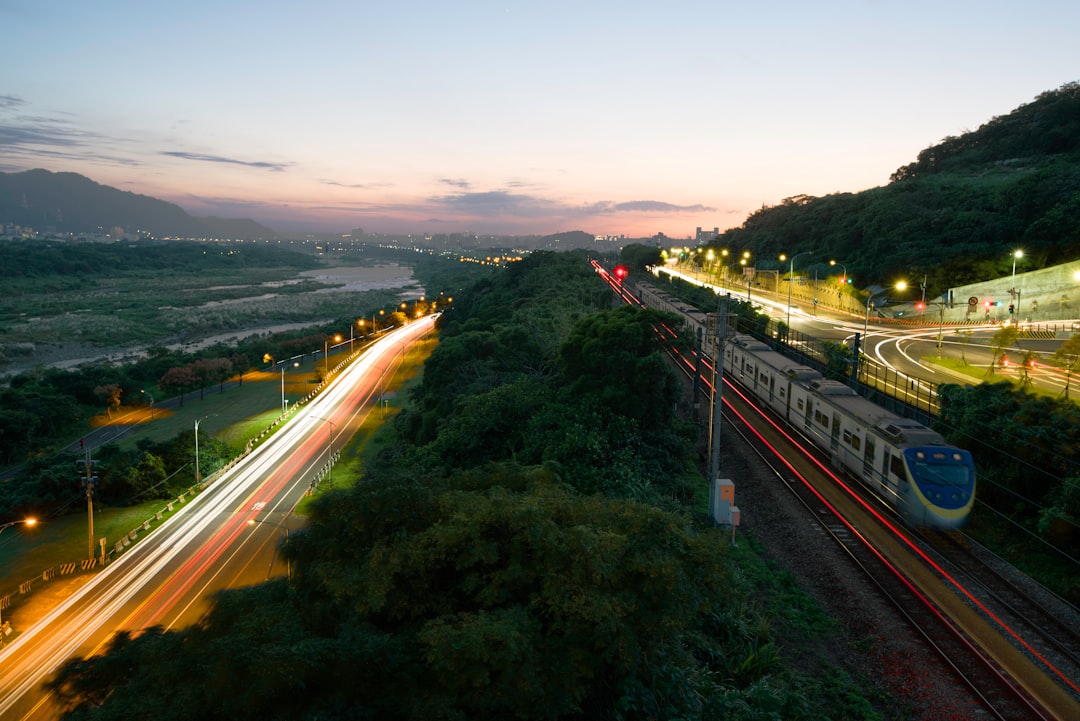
660 266 1077 395
0 316 437 721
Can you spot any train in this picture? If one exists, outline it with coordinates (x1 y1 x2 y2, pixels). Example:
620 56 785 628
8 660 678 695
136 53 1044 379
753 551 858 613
633 278 976 529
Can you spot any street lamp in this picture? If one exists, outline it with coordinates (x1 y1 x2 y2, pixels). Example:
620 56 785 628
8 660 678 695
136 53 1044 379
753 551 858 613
740 251 751 300
324 334 343 376
194 414 215 485
1011 249 1024 317
0 518 36 536
140 389 155 420
280 361 299 414
247 518 291 580
779 252 812 329
829 259 847 284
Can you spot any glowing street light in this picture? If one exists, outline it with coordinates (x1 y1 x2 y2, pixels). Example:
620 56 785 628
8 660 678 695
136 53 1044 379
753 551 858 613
779 251 812 329
280 361 299 414
324 334 343 376
1011 249 1024 317
0 518 36 536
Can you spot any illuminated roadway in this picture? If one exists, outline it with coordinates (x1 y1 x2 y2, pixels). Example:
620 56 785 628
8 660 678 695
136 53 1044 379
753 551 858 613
0 315 437 721
659 266 1077 394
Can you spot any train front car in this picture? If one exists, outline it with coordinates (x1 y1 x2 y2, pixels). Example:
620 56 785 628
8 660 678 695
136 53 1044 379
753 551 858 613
901 445 976 529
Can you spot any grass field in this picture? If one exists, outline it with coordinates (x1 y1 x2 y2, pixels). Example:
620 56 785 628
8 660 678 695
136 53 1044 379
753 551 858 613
0 337 435 612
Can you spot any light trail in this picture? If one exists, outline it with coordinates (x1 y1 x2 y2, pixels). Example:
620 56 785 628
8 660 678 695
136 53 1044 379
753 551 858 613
0 316 437 720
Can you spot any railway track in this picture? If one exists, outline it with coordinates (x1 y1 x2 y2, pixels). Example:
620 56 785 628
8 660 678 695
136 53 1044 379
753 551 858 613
714 368 1049 719
600 264 1080 718
918 529 1080 697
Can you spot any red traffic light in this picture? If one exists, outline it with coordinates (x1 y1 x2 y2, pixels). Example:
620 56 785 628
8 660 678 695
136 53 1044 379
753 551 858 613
613 265 629 281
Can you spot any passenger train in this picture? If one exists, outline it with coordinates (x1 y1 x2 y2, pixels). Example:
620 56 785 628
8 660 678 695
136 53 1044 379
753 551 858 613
633 278 976 529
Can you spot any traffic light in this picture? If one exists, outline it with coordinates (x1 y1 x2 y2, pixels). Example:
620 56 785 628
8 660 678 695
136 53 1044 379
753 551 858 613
613 265 628 282
1008 303 1014 314
915 302 925 311
983 299 992 310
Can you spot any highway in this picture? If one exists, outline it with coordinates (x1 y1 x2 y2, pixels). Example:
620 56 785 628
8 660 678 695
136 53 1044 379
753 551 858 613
0 315 437 721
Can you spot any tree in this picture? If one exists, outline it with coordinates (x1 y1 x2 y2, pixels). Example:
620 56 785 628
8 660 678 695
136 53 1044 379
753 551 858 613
821 339 854 381
158 365 199 407
50 466 742 721
93 383 122 418
986 325 1019 376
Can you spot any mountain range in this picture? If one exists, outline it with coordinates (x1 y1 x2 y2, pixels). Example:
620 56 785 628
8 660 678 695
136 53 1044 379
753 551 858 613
0 169 278 239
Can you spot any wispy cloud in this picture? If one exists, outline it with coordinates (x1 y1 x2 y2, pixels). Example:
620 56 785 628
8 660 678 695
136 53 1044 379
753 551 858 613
585 200 715 214
0 95 26 110
161 151 289 171
322 179 370 189
438 177 472 190
431 188 714 220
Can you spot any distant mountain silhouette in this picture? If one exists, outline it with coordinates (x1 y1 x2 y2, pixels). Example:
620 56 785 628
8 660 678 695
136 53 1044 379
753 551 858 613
0 169 278 239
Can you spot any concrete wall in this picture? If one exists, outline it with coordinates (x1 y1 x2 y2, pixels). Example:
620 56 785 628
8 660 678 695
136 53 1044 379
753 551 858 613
946 260 1080 323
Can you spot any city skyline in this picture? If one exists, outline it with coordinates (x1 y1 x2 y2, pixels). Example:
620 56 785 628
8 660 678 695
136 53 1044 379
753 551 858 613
2 1 1077 237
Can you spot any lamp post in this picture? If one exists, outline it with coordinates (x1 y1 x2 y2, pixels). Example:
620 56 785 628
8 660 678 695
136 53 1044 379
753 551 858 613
247 518 291 580
740 251 751 300
140 389 155 420
0 518 36 633
280 361 299 414
323 334 343 376
779 252 811 329
194 414 215 485
1011 249 1023 317
0 517 36 536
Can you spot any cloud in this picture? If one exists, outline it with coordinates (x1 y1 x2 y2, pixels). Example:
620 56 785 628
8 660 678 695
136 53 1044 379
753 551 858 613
322 179 370 189
0 95 26 110
438 177 471 189
161 151 289 171
431 188 715 220
585 199 716 214
431 189 558 218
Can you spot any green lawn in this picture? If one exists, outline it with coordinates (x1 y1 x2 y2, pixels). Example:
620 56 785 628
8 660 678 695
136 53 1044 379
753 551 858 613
923 354 1077 402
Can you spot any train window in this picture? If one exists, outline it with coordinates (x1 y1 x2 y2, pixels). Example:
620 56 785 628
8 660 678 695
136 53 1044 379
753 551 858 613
797 398 804 411
843 430 861 451
889 453 905 479
814 409 829 428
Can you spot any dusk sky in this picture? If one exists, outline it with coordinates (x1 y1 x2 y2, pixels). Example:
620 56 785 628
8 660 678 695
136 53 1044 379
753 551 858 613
3 1 1077 238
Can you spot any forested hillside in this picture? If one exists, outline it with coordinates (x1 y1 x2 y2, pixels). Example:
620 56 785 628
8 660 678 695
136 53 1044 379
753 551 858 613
0 169 276 238
707 82 1080 297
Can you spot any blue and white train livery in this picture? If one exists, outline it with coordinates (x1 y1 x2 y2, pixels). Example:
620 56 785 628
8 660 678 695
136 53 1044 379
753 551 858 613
723 334 975 529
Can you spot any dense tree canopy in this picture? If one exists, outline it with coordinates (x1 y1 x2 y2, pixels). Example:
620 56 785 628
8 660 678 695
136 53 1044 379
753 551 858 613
703 83 1080 298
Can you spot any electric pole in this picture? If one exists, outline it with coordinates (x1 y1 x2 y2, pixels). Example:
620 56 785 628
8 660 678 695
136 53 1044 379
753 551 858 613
77 450 98 561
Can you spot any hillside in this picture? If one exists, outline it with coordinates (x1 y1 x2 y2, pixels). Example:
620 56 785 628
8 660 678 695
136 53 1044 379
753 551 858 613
706 82 1080 295
0 169 278 239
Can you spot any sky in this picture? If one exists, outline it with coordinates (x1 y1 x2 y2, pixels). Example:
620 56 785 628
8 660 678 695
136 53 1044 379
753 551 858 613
2 1 1078 239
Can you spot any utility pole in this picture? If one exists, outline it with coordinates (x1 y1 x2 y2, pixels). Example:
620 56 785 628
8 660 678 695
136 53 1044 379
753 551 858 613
707 294 729 521
77 450 98 561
